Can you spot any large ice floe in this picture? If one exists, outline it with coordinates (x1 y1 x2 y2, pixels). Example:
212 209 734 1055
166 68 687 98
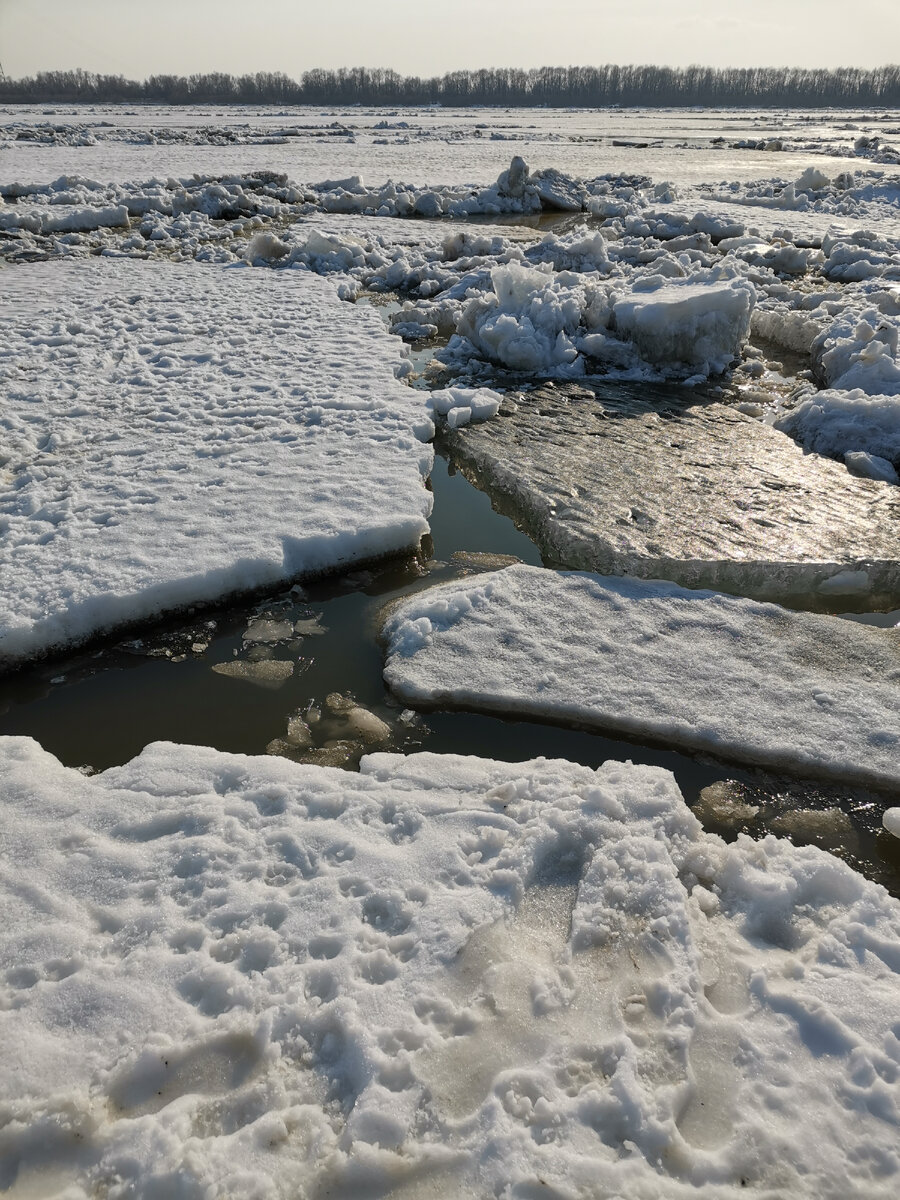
383 565 900 792
444 382 900 606
0 259 434 666
2 735 900 1198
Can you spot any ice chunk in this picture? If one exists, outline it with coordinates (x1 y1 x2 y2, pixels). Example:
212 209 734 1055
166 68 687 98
243 618 294 644
612 278 755 374
845 451 899 485
695 781 760 828
211 659 294 688
497 154 529 198
382 564 900 790
776 389 900 466
427 386 502 428
529 167 586 212
795 166 831 192
446 382 900 606
770 808 859 854
245 229 289 262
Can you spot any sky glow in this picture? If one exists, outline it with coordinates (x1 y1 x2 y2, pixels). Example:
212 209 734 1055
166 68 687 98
2 0 898 79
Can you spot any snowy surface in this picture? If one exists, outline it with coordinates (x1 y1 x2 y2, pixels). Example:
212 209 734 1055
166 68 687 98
2 734 900 1198
0 260 433 665
447 383 900 606
383 565 900 791
775 388 900 467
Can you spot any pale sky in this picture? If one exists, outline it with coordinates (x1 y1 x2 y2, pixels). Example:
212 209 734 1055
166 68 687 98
1 0 898 79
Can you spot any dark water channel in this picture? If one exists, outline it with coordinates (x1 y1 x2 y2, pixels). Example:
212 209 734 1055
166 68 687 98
1 446 898 894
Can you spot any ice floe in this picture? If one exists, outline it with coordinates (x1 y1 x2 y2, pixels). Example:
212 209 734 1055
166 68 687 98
382 564 900 791
445 381 900 606
0 259 433 666
2 735 900 1197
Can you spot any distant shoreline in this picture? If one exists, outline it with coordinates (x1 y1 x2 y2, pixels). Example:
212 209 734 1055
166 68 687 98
2 64 899 108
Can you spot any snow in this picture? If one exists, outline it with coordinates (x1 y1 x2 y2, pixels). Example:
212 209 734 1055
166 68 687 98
775 389 900 469
0 259 433 666
2 734 900 1198
3 102 900 1198
383 564 900 791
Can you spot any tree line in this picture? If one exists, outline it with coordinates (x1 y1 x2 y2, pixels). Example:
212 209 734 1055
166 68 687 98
3 65 899 108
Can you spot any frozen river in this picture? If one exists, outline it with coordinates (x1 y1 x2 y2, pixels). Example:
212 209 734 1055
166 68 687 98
1 103 899 1199
2 101 897 189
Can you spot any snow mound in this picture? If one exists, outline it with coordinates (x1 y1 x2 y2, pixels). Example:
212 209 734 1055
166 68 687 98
2 735 899 1197
453 261 755 379
383 565 900 791
0 260 433 667
776 388 900 468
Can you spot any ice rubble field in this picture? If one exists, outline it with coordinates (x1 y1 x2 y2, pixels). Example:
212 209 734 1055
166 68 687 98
0 259 435 666
383 566 900 791
3 737 900 1199
2 104 899 188
2 105 900 1197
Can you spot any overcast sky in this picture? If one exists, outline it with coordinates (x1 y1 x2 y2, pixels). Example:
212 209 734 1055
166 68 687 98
2 0 898 79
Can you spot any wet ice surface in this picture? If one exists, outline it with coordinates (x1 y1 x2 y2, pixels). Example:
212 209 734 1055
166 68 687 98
3 739 900 1199
446 381 900 607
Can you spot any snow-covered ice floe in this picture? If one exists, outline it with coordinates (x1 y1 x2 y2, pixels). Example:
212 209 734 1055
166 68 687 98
383 565 900 792
775 389 900 480
0 260 433 667
445 382 900 607
2 734 900 1197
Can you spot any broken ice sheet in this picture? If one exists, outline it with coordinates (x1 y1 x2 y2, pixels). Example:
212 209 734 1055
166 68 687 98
242 618 294 644
382 565 900 792
446 381 900 607
211 659 294 689
0 260 432 669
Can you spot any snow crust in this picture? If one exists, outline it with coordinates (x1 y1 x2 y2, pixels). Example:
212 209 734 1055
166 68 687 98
0 260 433 665
383 565 900 791
2 734 900 1198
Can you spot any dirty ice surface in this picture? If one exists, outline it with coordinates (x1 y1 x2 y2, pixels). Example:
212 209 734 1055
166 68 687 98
0 260 434 666
2 736 900 1199
383 564 900 792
